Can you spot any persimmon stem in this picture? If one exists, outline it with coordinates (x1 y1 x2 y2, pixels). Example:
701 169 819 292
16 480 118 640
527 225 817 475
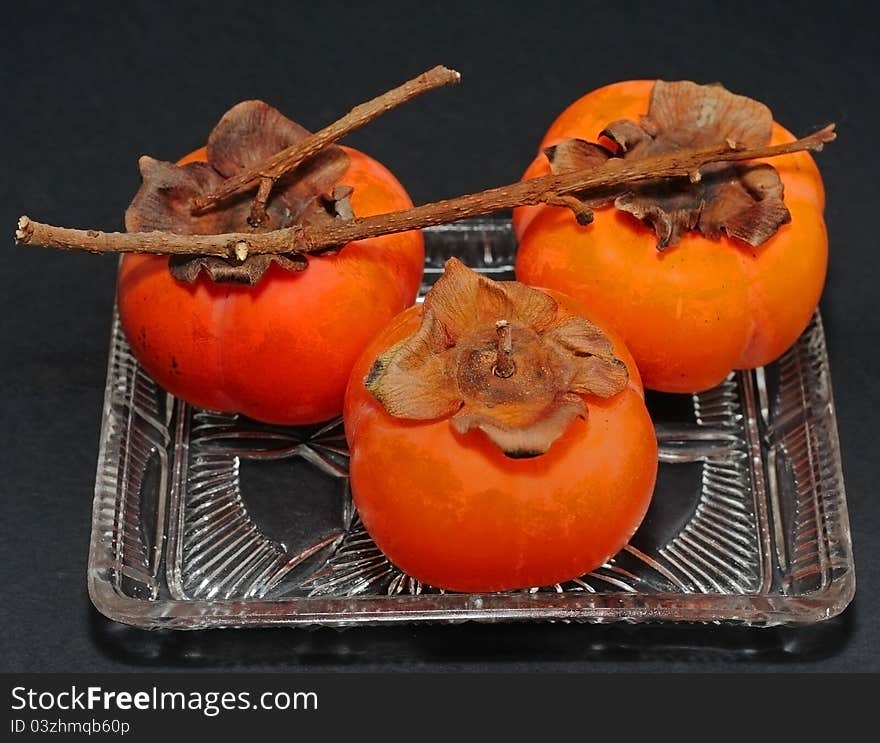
494 320 515 379
15 124 835 259
191 65 461 216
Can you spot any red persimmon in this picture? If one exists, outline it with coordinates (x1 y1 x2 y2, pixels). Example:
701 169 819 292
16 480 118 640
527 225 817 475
344 259 657 592
515 80 827 393
117 101 424 424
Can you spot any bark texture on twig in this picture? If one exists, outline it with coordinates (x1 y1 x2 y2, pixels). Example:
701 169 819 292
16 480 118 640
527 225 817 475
190 65 461 216
16 124 835 259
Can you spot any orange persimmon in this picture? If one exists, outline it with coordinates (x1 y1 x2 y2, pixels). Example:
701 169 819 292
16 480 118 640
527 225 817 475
344 259 657 592
117 101 424 425
514 79 827 393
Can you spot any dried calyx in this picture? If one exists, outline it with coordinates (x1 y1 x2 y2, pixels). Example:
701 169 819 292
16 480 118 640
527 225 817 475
545 80 792 249
125 100 355 284
365 259 628 458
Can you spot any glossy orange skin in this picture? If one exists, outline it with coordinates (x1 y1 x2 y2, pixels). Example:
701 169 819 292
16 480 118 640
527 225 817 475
344 292 657 592
118 146 424 425
514 80 828 393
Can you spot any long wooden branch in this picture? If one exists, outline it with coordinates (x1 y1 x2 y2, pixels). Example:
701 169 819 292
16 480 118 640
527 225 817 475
16 124 835 262
190 65 460 218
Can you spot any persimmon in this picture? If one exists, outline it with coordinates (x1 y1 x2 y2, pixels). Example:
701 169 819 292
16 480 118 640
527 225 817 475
344 259 657 592
514 79 828 393
117 101 424 425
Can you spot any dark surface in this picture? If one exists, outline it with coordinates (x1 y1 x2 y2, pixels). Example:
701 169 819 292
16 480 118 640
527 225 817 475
1 1 876 672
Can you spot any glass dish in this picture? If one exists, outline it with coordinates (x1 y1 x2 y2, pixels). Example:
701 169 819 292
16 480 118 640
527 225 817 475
87 219 855 628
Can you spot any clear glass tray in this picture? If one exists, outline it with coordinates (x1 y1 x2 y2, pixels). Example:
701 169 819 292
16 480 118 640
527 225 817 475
88 219 855 628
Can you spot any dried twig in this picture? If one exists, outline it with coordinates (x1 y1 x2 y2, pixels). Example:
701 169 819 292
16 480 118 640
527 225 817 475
190 65 461 223
16 124 835 261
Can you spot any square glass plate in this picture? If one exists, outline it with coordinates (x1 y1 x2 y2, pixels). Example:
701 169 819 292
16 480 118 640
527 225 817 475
88 219 855 628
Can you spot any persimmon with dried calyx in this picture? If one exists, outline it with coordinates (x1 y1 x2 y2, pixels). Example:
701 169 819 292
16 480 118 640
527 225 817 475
514 80 829 393
117 100 424 425
344 259 658 592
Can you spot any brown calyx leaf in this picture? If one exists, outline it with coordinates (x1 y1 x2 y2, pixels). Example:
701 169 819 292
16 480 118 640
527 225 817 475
365 258 628 458
543 138 611 174
167 253 309 284
546 80 791 249
450 394 588 460
125 100 353 284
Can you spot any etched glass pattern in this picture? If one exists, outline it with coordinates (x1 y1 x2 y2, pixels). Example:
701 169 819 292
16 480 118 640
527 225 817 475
88 220 854 627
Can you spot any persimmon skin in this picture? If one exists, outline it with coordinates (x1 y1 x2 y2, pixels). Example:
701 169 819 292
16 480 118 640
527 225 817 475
514 80 828 393
344 294 657 593
118 146 424 424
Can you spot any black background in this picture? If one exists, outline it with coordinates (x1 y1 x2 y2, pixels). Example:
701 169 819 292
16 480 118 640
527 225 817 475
1 0 877 672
